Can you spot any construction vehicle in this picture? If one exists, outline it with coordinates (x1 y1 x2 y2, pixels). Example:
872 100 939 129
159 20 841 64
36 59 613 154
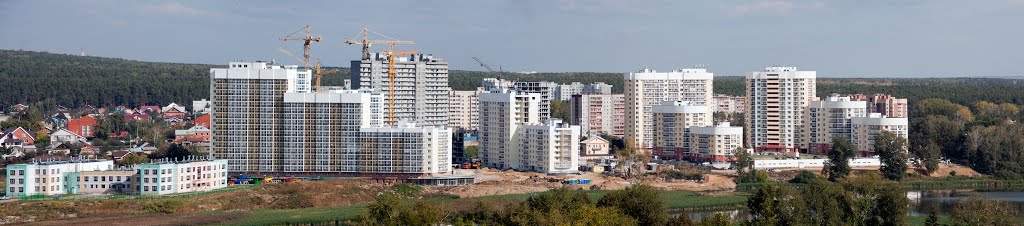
461 159 483 169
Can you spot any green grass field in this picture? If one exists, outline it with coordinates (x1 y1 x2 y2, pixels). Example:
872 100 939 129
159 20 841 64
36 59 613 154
216 189 747 225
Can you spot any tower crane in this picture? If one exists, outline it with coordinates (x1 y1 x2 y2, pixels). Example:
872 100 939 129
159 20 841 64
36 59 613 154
472 57 504 80
279 24 321 68
279 48 337 92
385 46 416 126
344 27 414 60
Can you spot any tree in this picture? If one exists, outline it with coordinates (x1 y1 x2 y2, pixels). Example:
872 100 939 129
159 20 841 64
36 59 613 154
163 144 190 161
824 137 854 181
747 184 781 226
733 147 752 174
788 170 819 184
924 208 940 226
950 196 1020 226
875 131 909 181
119 153 149 167
549 100 572 121
463 146 479 160
696 212 734 226
597 184 667 226
918 143 941 175
616 139 646 180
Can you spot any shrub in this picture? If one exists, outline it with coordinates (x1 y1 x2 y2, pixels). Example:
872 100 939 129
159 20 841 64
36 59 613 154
142 199 183 214
597 184 668 226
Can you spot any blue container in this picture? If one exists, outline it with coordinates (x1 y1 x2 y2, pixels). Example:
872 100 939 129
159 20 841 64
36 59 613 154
579 179 591 184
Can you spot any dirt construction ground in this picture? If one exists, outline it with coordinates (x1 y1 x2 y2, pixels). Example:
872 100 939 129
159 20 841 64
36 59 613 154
426 168 737 198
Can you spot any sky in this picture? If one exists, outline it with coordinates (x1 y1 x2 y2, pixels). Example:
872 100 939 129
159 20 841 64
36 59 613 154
1 0 1022 77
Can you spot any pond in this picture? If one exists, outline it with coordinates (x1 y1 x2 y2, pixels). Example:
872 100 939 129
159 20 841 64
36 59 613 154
678 189 1024 221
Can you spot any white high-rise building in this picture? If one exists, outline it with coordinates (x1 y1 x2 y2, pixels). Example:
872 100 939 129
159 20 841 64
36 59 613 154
852 113 909 156
357 123 452 175
555 82 613 101
651 101 712 160
281 90 384 173
350 53 450 127
482 78 556 121
624 68 714 148
570 94 625 137
449 89 482 130
210 62 311 173
479 88 578 174
806 96 867 153
688 122 744 162
745 67 816 153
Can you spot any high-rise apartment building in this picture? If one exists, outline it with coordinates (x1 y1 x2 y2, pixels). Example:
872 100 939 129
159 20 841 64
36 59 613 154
555 82 613 101
851 113 909 156
210 62 311 173
624 68 714 148
806 96 867 153
482 78 556 121
711 94 746 113
688 122 744 162
449 89 482 130
350 53 450 127
745 67 817 153
570 94 625 137
357 123 452 175
281 90 384 173
651 101 712 160
479 88 579 174
850 94 908 118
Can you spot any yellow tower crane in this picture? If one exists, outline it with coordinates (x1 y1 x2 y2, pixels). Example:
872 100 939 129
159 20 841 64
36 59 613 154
344 27 416 125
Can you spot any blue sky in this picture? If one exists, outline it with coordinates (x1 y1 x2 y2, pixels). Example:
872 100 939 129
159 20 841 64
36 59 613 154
1 0 1022 77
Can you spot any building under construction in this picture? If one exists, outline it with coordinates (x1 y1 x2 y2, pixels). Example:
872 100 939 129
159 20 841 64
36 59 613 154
350 52 450 127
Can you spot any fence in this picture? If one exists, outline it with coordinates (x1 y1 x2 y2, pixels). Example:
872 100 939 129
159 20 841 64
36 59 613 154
16 184 259 201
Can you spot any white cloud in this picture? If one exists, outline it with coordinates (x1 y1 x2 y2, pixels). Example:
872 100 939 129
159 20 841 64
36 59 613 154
728 0 824 16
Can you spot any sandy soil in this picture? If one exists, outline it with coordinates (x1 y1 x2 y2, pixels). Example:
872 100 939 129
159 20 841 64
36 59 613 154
428 168 736 198
911 163 983 177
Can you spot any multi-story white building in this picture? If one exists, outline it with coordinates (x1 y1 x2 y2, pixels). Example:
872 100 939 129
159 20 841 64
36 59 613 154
688 122 744 162
850 94 909 118
555 82 613 101
482 78 556 121
479 88 540 169
449 89 482 130
806 96 867 153
624 68 714 149
851 113 909 156
77 170 138 195
711 94 746 113
745 67 817 153
139 158 229 195
570 94 625 137
356 123 452 176
5 160 114 196
515 120 580 174
210 61 311 173
350 53 450 127
651 101 712 160
281 90 384 173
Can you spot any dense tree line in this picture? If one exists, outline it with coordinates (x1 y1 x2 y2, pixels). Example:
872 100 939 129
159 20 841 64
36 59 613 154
910 98 1024 178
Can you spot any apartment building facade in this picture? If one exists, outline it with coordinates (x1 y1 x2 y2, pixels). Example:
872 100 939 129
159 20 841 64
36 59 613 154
138 159 229 195
449 89 482 130
478 89 540 169
554 82 613 101
745 67 817 153
624 68 714 148
482 78 555 121
687 123 744 162
210 61 311 173
5 160 113 196
806 96 867 154
515 120 580 174
851 113 909 156
350 53 450 127
281 90 384 173
712 94 746 113
357 124 452 176
651 101 712 160
570 94 625 137
850 94 909 118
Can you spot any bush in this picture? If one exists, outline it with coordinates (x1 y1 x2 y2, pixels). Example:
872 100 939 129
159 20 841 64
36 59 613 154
789 170 819 184
142 199 183 214
663 169 705 181
597 184 668 226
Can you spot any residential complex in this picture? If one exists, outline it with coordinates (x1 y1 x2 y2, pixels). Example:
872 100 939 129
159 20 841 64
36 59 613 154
554 82 613 101
210 61 452 177
624 68 714 148
449 89 482 130
850 94 909 118
687 123 744 162
5 159 227 197
570 94 625 137
350 53 450 127
478 88 579 174
806 96 867 153
711 94 746 113
851 113 909 156
482 78 556 122
651 101 712 160
745 67 816 153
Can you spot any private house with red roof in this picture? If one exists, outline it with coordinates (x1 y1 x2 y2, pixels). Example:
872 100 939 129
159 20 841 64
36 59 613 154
67 116 99 138
162 103 187 120
139 105 161 113
1 127 36 148
11 104 28 112
110 150 131 162
193 114 211 128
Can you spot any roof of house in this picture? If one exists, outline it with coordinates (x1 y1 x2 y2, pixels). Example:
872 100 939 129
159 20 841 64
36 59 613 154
162 103 187 113
111 151 131 158
580 136 609 144
3 127 36 141
139 106 161 112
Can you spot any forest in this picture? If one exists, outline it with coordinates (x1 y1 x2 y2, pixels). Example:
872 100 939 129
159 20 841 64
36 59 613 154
7 49 1024 111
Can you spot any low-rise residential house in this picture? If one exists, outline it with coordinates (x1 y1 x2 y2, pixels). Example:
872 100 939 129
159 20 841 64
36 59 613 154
3 149 25 160
11 104 28 112
139 106 161 113
193 114 210 128
50 129 88 144
162 103 187 123
579 136 614 162
110 151 131 162
128 142 159 154
1 127 36 148
124 113 151 121
67 116 98 138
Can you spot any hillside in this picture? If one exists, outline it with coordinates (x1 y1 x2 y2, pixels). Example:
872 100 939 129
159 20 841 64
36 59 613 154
3 50 1024 110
